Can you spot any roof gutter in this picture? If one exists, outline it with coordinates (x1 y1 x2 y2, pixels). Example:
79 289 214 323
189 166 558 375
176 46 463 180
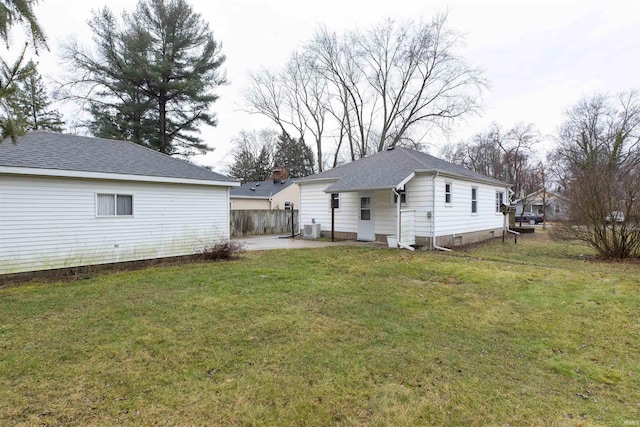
414 168 510 188
395 172 415 190
299 177 340 185
0 166 240 187
230 195 270 200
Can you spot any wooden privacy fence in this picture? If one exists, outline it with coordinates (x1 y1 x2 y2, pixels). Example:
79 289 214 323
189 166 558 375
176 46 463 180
230 210 299 237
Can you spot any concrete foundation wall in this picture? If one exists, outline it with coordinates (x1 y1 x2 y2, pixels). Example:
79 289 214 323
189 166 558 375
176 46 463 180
310 227 503 249
388 228 503 249
415 228 502 249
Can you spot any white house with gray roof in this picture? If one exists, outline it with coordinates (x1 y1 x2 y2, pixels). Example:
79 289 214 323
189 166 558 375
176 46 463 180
0 131 239 275
297 147 510 249
230 169 299 210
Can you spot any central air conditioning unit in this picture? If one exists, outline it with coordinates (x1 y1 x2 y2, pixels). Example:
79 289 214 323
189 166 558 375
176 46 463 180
303 223 321 239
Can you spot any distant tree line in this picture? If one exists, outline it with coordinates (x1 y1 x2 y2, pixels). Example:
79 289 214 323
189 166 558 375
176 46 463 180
228 129 315 183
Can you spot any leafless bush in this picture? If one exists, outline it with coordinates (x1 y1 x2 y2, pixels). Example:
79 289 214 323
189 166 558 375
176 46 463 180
199 240 246 261
551 91 640 259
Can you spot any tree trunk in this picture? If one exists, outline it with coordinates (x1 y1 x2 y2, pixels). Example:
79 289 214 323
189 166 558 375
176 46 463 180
158 95 168 154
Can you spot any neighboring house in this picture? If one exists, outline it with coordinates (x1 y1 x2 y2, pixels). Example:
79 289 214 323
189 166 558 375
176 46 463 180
297 147 510 249
230 168 300 210
0 131 239 275
514 190 567 221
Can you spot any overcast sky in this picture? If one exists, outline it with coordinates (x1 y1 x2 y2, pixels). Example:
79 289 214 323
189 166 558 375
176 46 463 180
9 0 640 172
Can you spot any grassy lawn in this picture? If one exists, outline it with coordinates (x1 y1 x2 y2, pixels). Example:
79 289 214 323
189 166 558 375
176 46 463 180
1 232 639 426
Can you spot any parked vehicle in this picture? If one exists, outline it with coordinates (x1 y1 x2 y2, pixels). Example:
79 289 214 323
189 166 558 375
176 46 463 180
606 211 625 224
514 212 544 225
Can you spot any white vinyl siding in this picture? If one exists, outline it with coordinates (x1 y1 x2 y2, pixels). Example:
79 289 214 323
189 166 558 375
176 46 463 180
0 175 230 274
433 175 504 237
372 190 394 236
299 181 358 233
405 176 433 238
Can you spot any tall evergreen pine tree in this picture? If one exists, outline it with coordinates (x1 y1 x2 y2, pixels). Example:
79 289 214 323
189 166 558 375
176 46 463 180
12 61 64 132
273 132 315 177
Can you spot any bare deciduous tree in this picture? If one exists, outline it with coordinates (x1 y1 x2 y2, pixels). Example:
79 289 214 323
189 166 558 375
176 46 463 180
443 122 542 199
443 123 506 179
243 12 486 170
551 90 640 259
244 53 328 171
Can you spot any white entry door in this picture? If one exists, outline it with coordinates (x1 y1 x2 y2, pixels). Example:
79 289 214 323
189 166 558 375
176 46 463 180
357 192 375 241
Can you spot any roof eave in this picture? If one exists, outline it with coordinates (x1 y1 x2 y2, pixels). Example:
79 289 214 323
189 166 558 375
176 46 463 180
0 166 240 187
297 177 340 185
323 172 417 193
323 185 397 193
396 172 415 190
415 169 510 187
229 195 270 200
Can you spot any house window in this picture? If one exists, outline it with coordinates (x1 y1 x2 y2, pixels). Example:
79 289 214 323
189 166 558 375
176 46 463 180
329 193 340 210
445 182 452 204
393 189 406 204
97 194 133 216
471 187 478 213
495 191 504 213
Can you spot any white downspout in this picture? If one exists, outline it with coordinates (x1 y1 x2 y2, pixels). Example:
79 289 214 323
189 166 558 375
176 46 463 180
393 188 401 243
432 172 452 252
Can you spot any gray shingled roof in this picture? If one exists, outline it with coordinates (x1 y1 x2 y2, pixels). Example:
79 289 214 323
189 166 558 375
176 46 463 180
230 178 297 198
298 147 508 191
0 131 236 183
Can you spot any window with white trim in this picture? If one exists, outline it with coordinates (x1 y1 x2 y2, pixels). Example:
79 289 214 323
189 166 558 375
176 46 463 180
445 182 452 204
495 191 504 213
393 189 406 205
97 194 133 216
471 187 478 213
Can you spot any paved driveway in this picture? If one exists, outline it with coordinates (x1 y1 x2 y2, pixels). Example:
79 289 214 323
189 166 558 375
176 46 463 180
233 234 384 251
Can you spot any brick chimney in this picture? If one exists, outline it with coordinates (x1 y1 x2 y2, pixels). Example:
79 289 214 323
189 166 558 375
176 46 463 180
272 166 289 184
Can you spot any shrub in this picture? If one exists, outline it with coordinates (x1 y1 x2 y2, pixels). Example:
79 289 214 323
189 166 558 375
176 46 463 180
199 240 246 261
